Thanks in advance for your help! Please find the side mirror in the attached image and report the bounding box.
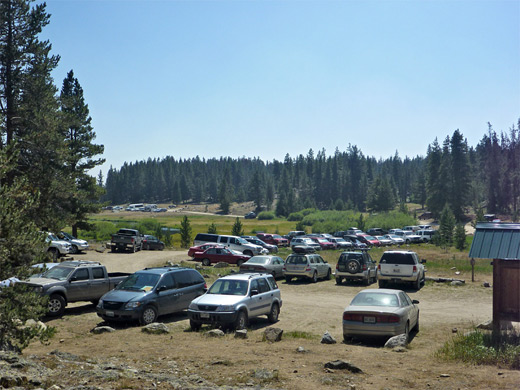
[156,285,167,292]
[412,299,420,304]
[250,289,259,296]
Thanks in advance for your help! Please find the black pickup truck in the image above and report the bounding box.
[110,228,144,253]
[20,260,131,317]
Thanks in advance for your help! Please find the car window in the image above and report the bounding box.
[380,253,415,265]
[218,237,229,244]
[286,255,307,265]
[351,292,399,307]
[208,279,248,295]
[266,276,278,290]
[257,278,270,293]
[249,279,259,292]
[158,273,176,290]
[92,267,105,279]
[399,292,412,306]
[72,268,89,281]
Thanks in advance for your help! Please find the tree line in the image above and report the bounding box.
[103,120,520,222]
[0,0,104,351]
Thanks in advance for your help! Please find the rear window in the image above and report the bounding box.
[339,253,362,263]
[380,253,416,265]
[351,292,399,307]
[195,233,218,243]
[286,255,308,265]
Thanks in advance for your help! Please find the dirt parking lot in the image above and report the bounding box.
[24,248,520,390]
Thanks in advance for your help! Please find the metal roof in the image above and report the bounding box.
[469,222,520,259]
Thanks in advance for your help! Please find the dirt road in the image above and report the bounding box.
[24,248,519,390]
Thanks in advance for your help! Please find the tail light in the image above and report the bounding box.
[413,265,417,272]
[336,264,339,270]
[362,264,367,271]
[305,267,311,271]
[377,315,400,323]
[343,313,364,321]
[131,238,135,243]
[377,264,381,270]
[282,266,286,271]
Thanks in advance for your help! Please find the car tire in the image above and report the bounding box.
[234,310,248,330]
[144,243,149,250]
[48,248,59,261]
[243,250,253,257]
[267,303,279,323]
[405,239,411,244]
[190,319,202,331]
[140,306,158,326]
[413,313,420,333]
[311,272,318,283]
[202,258,211,267]
[404,322,410,343]
[159,244,164,251]
[347,259,361,274]
[236,259,245,267]
[48,294,66,317]
[335,277,342,285]
[326,269,331,280]
[378,279,387,288]
[414,276,421,290]
[70,245,78,254]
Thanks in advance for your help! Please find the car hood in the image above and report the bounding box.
[192,293,246,306]
[100,289,151,303]
[23,276,64,286]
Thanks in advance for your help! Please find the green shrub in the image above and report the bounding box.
[436,329,520,369]
[258,211,275,220]
[287,212,303,221]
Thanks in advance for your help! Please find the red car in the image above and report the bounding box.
[356,234,381,247]
[188,243,219,257]
[256,233,289,247]
[193,247,250,267]
[308,237,335,250]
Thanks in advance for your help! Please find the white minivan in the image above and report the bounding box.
[193,233,268,257]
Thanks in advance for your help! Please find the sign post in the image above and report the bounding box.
[470,258,475,282]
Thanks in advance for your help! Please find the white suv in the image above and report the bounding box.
[377,250,426,290]
[188,273,282,330]
[193,233,267,256]
[45,232,72,260]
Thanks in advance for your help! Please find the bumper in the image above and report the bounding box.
[284,271,314,279]
[377,273,419,283]
[96,307,142,322]
[343,321,405,338]
[188,309,239,325]
[335,270,369,280]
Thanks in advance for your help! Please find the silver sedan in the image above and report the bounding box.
[342,289,419,342]
[239,255,285,279]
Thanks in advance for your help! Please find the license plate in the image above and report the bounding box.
[105,311,114,317]
[200,313,210,319]
[363,316,376,323]
[393,268,401,273]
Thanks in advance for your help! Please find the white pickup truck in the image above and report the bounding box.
[377,250,426,290]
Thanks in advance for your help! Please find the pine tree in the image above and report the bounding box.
[438,205,456,250]
[207,223,218,234]
[179,216,192,249]
[454,224,466,251]
[231,217,244,237]
[60,70,105,236]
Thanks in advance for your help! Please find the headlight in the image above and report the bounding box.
[188,302,198,310]
[97,300,103,308]
[216,305,235,312]
[124,301,142,309]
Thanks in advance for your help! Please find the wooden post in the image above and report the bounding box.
[470,258,475,282]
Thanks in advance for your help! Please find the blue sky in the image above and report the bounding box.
[41,0,520,176]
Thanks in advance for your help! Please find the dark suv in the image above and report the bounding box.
[97,267,207,325]
[335,251,377,285]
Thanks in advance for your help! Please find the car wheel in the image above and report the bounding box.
[190,319,202,331]
[343,335,353,344]
[48,294,66,317]
[132,244,137,253]
[234,310,248,330]
[202,258,211,267]
[140,306,158,325]
[378,279,387,288]
[404,322,410,343]
[244,250,253,257]
[311,272,318,283]
[347,259,361,274]
[405,239,411,244]
[326,269,331,280]
[335,277,342,285]
[414,276,421,290]
[144,243,149,250]
[159,244,164,251]
[267,303,279,323]
[70,245,78,254]
[236,259,245,267]
[48,248,58,261]
[285,276,292,283]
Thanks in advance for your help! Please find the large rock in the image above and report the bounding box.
[263,328,283,342]
[321,331,337,344]
[234,329,248,339]
[477,320,493,330]
[384,334,408,348]
[205,329,225,338]
[141,323,170,334]
[91,326,116,334]
[324,360,363,373]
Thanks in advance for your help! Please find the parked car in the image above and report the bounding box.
[366,228,387,236]
[377,250,426,290]
[343,235,368,249]
[241,236,278,253]
[58,231,89,254]
[383,234,405,245]
[283,253,331,283]
[20,261,131,317]
[342,289,419,342]
[142,235,165,250]
[356,234,381,247]
[415,229,436,242]
[375,235,393,246]
[388,229,405,235]
[188,273,282,330]
[286,231,306,241]
[0,263,59,289]
[45,232,72,260]
[346,227,363,235]
[394,230,422,244]
[328,237,353,249]
[239,255,285,278]
[193,233,267,256]
[289,237,321,251]
[188,243,219,257]
[193,246,250,267]
[97,266,206,325]
[335,251,377,285]
[152,207,167,212]
[308,237,335,250]
[256,233,289,247]
[403,226,420,232]
[244,211,256,219]
[110,228,144,253]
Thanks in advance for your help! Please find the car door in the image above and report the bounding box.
[89,266,109,299]
[364,252,376,279]
[273,257,284,278]
[171,270,202,312]
[399,292,418,327]
[316,255,327,277]
[249,278,272,317]
[155,272,179,315]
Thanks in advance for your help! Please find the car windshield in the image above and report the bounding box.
[47,233,59,241]
[116,273,160,292]
[246,257,269,264]
[364,235,376,240]
[208,279,248,296]
[273,234,282,239]
[60,232,73,240]
[350,292,399,307]
[286,255,307,265]
[237,237,249,245]
[41,266,74,281]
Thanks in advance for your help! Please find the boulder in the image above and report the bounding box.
[321,331,337,344]
[477,320,493,330]
[141,323,170,334]
[205,329,225,338]
[253,369,278,380]
[450,280,465,286]
[384,334,408,348]
[91,326,116,334]
[263,328,283,342]
[234,329,248,339]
